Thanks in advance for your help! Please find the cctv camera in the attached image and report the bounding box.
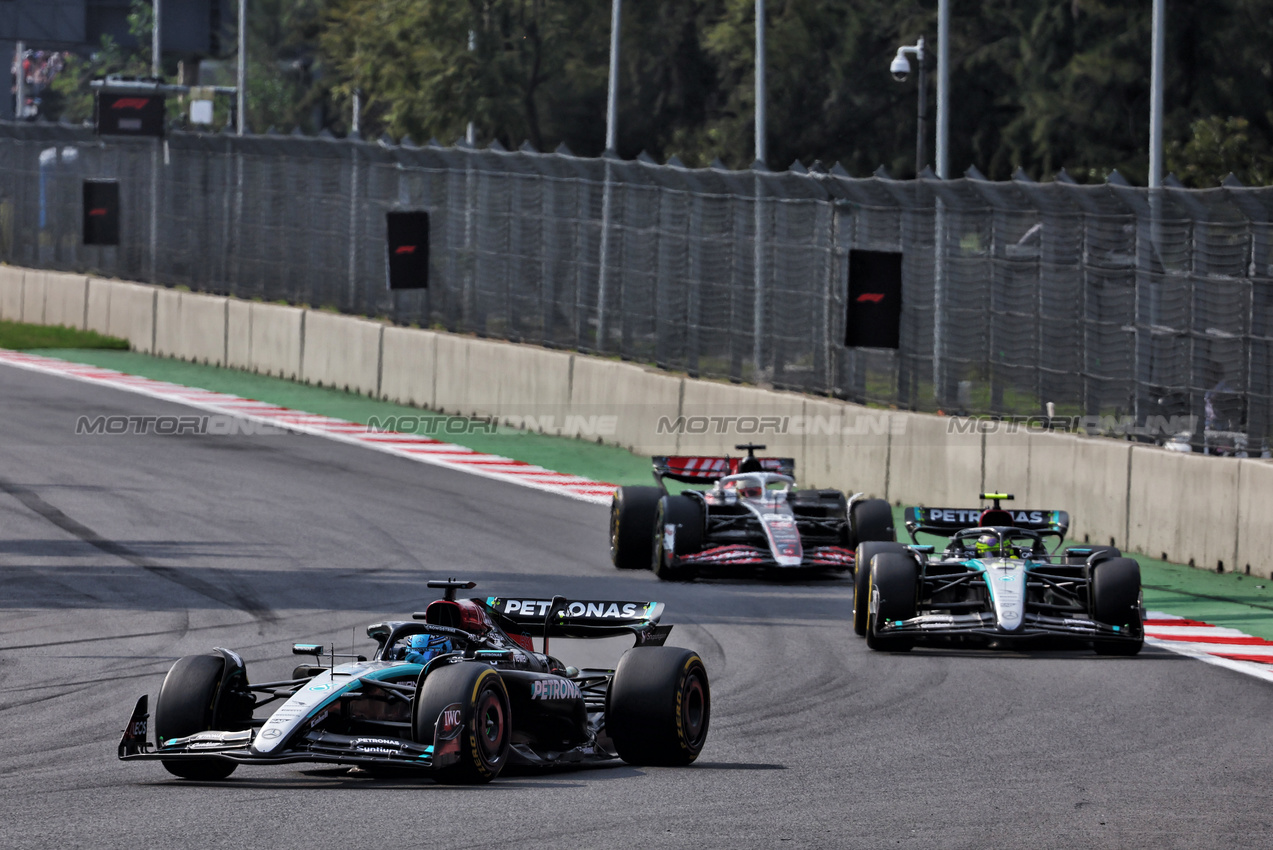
[890,53,911,82]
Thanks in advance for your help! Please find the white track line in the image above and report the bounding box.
[0,350,615,505]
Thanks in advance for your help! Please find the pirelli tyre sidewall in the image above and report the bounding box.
[154,653,249,780]
[652,495,703,582]
[414,662,511,784]
[611,485,662,570]
[607,646,710,766]
[853,542,911,637]
[865,553,919,652]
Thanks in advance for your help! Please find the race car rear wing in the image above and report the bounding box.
[652,456,795,487]
[483,597,672,645]
[904,506,1070,541]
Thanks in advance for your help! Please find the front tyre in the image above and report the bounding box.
[608,647,710,766]
[865,553,919,652]
[853,542,910,636]
[652,496,702,582]
[611,486,663,570]
[413,663,511,784]
[154,654,249,780]
[1091,557,1144,656]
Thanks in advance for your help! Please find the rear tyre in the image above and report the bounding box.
[1091,557,1144,656]
[853,542,910,637]
[414,663,511,784]
[848,499,896,549]
[865,554,919,652]
[608,647,710,766]
[652,496,702,582]
[611,486,663,570]
[155,654,247,780]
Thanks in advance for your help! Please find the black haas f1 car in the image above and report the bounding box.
[119,580,709,783]
[852,494,1144,654]
[610,443,895,581]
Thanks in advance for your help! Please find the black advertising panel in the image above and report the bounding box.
[82,180,120,246]
[95,92,165,137]
[386,211,430,290]
[845,250,903,349]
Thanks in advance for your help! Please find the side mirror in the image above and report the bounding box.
[292,643,323,656]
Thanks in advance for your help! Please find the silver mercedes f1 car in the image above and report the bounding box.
[852,494,1145,654]
[118,580,709,783]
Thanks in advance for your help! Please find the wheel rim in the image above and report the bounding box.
[474,690,505,766]
[681,672,707,748]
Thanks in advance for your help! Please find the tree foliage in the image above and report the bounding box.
[36,0,1273,185]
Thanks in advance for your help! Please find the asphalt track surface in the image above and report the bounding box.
[2,366,1273,850]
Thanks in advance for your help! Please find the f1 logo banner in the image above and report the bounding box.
[386,211,430,290]
[82,181,120,246]
[94,93,166,137]
[845,250,902,349]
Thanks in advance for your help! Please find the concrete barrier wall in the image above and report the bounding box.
[86,278,112,334]
[567,359,682,456]
[153,288,183,357]
[0,266,24,320]
[1128,447,1241,571]
[1236,459,1273,576]
[799,398,892,499]
[107,282,157,353]
[178,292,229,366]
[20,268,45,324]
[7,264,1273,577]
[248,303,303,380]
[42,271,88,330]
[887,414,984,508]
[380,327,437,408]
[433,334,574,432]
[301,310,382,396]
[226,299,252,371]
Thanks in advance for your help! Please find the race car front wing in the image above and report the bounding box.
[117,695,463,771]
[678,544,854,570]
[874,610,1145,643]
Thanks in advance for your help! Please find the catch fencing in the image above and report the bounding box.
[2,120,1271,452]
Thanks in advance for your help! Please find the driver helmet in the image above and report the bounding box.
[404,633,452,665]
[973,533,1001,558]
[739,476,764,499]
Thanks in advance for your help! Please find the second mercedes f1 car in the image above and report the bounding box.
[852,494,1144,654]
[610,444,895,581]
[119,580,709,783]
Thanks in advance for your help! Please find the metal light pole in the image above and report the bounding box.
[236,0,247,135]
[936,0,949,179]
[890,37,927,174]
[14,41,25,119]
[604,0,621,152]
[754,0,766,166]
[1149,0,1165,188]
[466,29,477,145]
[152,0,162,77]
